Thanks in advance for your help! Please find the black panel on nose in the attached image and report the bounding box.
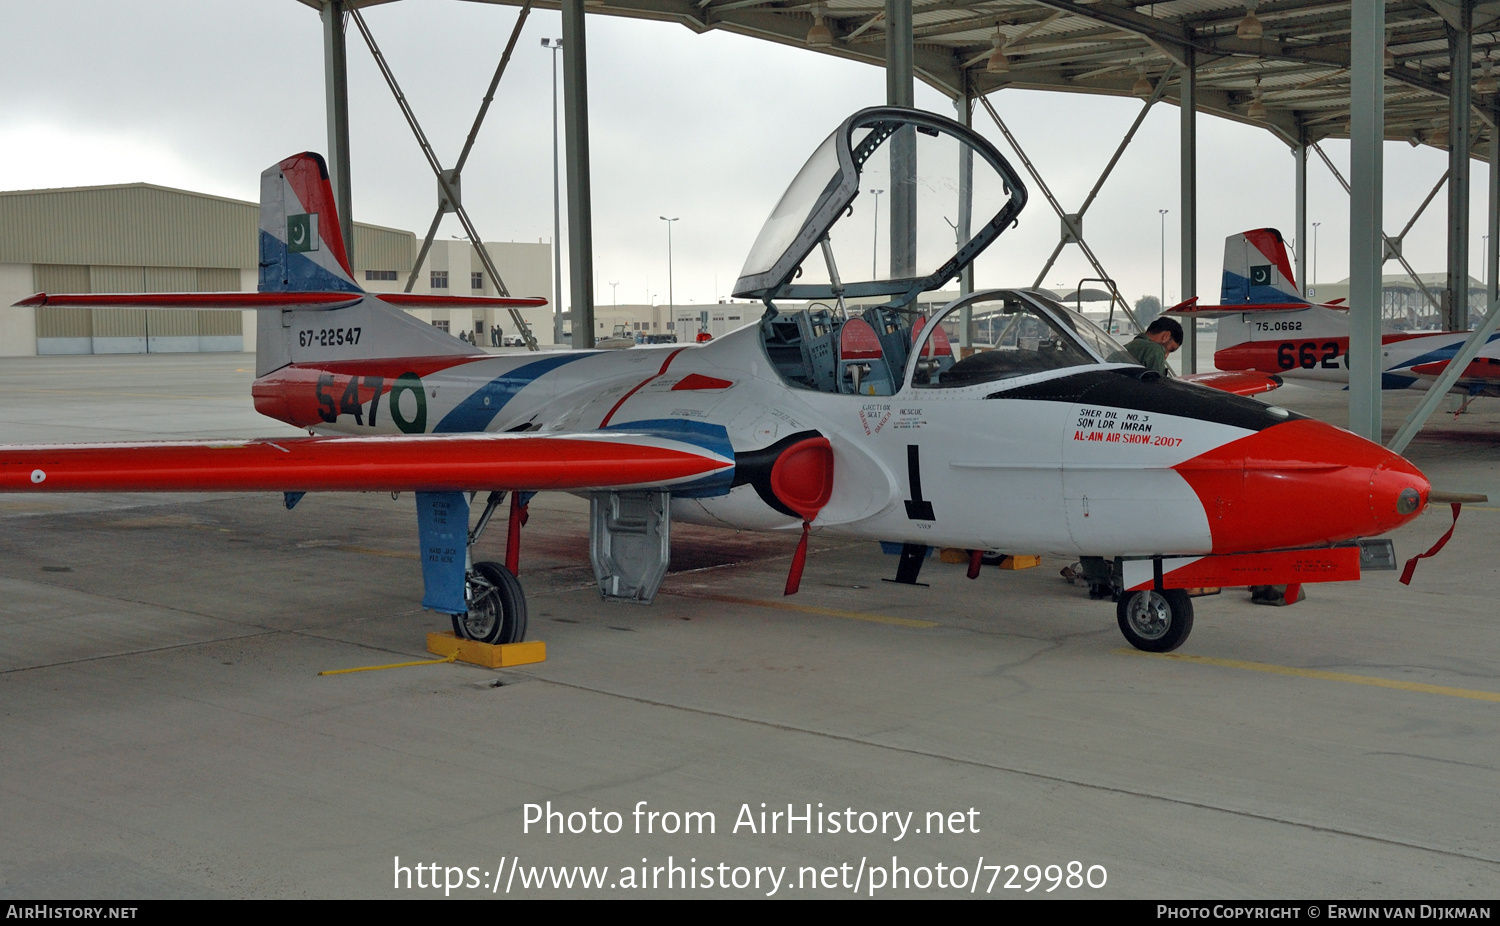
[985,368,1301,432]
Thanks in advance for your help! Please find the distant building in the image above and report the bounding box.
[0,182,556,356]
[1309,273,1487,329]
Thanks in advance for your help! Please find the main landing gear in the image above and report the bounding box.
[1115,588,1194,653]
[453,561,528,645]
[451,491,528,645]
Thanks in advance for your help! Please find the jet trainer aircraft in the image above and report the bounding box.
[1170,228,1500,405]
[4,108,1434,653]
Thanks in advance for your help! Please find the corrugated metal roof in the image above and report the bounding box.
[440,0,1500,155]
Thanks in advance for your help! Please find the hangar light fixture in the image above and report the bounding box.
[1476,59,1498,97]
[1247,77,1267,120]
[986,29,1010,75]
[1131,64,1152,98]
[1236,2,1263,41]
[806,3,834,47]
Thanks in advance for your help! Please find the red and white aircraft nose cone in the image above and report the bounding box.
[1174,418,1430,553]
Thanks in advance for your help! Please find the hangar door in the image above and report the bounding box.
[34,265,243,354]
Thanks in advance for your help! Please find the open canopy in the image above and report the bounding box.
[732,106,1027,307]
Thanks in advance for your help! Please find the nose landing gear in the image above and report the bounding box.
[1116,588,1193,653]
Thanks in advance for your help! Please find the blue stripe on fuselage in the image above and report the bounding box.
[603,418,735,497]
[1393,333,1500,372]
[434,353,589,433]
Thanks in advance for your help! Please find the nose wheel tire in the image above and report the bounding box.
[1116,588,1193,652]
[452,561,528,645]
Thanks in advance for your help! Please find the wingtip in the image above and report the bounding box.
[13,293,46,308]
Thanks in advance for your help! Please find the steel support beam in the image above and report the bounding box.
[1294,125,1307,293]
[1446,2,1474,331]
[956,75,974,306]
[1490,119,1499,322]
[322,1,354,251]
[1349,2,1385,441]
[562,0,596,348]
[1179,47,1197,374]
[887,0,915,279]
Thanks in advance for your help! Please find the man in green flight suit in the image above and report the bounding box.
[1124,317,1184,375]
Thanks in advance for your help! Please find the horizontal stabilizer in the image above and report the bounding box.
[1166,296,1320,319]
[14,292,363,311]
[0,430,735,495]
[1179,370,1284,397]
[378,294,548,309]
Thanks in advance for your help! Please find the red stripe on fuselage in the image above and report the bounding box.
[598,348,687,427]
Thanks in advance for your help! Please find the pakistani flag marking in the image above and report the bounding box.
[1250,264,1272,287]
[287,213,320,253]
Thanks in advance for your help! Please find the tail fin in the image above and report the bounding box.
[1220,229,1307,306]
[259,153,362,294]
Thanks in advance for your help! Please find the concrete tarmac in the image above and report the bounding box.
[0,353,1496,899]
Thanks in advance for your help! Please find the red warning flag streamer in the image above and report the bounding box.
[773,436,835,596]
[1399,502,1462,585]
[785,520,812,596]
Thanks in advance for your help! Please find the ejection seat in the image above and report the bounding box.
[838,317,894,395]
[909,315,956,385]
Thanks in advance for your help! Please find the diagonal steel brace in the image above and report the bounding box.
[1311,142,1441,315]
[980,93,1143,335]
[350,5,540,350]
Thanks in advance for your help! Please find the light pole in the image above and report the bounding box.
[660,216,678,325]
[1158,208,1169,311]
[542,38,564,343]
[608,280,619,305]
[869,189,884,277]
[1311,221,1321,297]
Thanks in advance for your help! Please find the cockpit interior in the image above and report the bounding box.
[729,107,1133,396]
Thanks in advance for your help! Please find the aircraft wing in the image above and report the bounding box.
[1178,370,1284,397]
[14,292,547,311]
[0,430,734,495]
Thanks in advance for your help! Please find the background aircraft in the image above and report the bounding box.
[1170,228,1500,406]
[3,109,1433,654]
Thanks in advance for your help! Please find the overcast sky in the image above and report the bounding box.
[2,0,1492,309]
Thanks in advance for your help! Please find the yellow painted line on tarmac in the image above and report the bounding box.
[1120,650,1500,703]
[666,591,939,629]
[320,652,458,676]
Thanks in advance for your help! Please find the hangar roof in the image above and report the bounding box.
[306,0,1500,156]
[0,182,415,271]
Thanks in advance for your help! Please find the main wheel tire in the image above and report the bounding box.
[451,561,528,644]
[1116,588,1194,652]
